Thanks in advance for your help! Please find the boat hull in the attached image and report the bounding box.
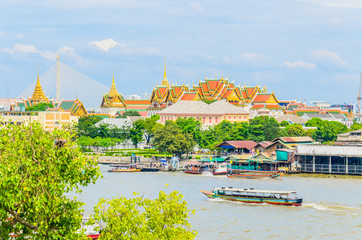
[184,171,202,174]
[200,190,302,206]
[227,173,281,179]
[212,171,228,176]
[108,168,141,172]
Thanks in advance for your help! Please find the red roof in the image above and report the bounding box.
[124,100,150,105]
[253,94,271,103]
[216,141,258,150]
[180,93,198,100]
[250,104,266,109]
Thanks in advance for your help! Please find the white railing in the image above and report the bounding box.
[300,164,362,174]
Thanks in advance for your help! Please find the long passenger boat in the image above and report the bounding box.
[200,187,302,206]
[108,164,141,172]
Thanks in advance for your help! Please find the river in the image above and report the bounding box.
[79,165,362,239]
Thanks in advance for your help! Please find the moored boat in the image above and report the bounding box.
[108,164,141,172]
[228,170,281,179]
[212,162,230,176]
[201,187,302,206]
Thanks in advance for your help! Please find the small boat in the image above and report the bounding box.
[108,164,141,172]
[184,162,204,174]
[228,170,281,179]
[201,187,303,206]
[212,163,230,176]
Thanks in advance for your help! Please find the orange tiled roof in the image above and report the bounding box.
[252,94,272,103]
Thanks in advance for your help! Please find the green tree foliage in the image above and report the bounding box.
[349,120,362,131]
[88,190,196,240]
[176,117,202,143]
[249,116,282,141]
[25,103,54,111]
[135,115,161,145]
[130,120,145,148]
[313,120,348,143]
[0,121,100,239]
[285,124,306,137]
[280,120,290,127]
[305,117,323,127]
[202,99,217,104]
[77,115,103,137]
[117,111,141,118]
[152,121,196,158]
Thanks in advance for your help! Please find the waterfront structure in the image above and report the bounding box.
[337,129,362,144]
[216,141,258,154]
[0,110,78,131]
[296,144,362,175]
[158,100,249,126]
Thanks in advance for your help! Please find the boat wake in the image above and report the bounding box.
[303,202,362,212]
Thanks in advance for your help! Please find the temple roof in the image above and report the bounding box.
[108,75,120,98]
[161,60,169,87]
[31,75,49,103]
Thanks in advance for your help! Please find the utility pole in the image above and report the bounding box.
[358,73,362,114]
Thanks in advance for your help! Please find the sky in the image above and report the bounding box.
[1,0,362,106]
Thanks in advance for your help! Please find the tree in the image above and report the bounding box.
[305,117,323,127]
[152,121,196,158]
[285,124,305,137]
[130,120,144,148]
[280,120,290,127]
[117,111,141,118]
[313,120,348,143]
[135,115,160,145]
[88,190,197,240]
[175,117,202,143]
[25,103,54,111]
[248,116,282,141]
[0,121,100,239]
[77,115,102,137]
[349,120,362,131]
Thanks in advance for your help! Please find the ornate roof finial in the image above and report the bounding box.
[108,73,119,98]
[31,74,48,103]
[161,58,169,87]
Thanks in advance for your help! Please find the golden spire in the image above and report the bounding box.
[161,59,169,87]
[31,74,48,103]
[108,73,119,98]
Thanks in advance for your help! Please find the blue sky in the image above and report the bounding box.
[1,0,362,105]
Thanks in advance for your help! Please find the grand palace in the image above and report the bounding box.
[1,58,352,130]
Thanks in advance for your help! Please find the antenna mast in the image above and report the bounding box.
[358,73,362,114]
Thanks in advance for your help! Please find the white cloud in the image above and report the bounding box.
[298,0,362,8]
[13,43,38,54]
[90,38,121,51]
[311,49,347,66]
[2,43,83,62]
[282,61,316,70]
[188,2,203,13]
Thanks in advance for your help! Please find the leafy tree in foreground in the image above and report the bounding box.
[0,121,100,239]
[313,120,348,143]
[88,191,197,240]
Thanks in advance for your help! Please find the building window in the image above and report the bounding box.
[203,117,206,123]
[215,117,218,123]
[234,116,236,120]
[209,117,212,123]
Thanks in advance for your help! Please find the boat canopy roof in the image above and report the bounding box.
[213,187,297,195]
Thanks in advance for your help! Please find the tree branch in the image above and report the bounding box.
[6,208,38,230]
